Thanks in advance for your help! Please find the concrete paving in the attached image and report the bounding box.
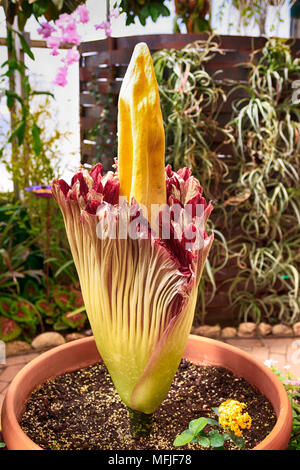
[224,336,300,377]
[0,336,300,420]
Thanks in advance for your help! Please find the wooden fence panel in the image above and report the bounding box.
[79,33,300,169]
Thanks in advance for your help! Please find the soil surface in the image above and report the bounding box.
[20,359,277,450]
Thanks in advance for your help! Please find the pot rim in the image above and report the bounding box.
[1,334,292,451]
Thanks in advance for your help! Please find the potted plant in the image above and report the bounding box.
[1,42,292,451]
[1,334,292,450]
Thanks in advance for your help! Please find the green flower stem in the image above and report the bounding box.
[127,407,153,438]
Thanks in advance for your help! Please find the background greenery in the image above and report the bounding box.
[152,35,300,326]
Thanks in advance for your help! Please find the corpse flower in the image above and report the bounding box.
[51,43,213,437]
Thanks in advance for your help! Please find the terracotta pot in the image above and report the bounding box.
[1,335,292,450]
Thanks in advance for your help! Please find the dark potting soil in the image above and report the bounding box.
[20,359,277,450]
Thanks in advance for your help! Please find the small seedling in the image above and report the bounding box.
[173,405,247,450]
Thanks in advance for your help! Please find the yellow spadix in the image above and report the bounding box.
[118,42,166,223]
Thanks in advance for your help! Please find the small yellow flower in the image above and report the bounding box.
[218,400,252,437]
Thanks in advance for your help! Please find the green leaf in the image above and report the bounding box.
[54,259,74,277]
[17,11,28,32]
[1,60,9,69]
[173,18,181,33]
[229,431,245,449]
[16,0,32,29]
[173,430,194,447]
[5,90,23,109]
[6,28,13,52]
[31,90,55,99]
[189,417,208,436]
[198,436,210,448]
[194,17,210,33]
[125,15,135,26]
[206,417,220,426]
[32,123,42,156]
[209,431,225,448]
[22,75,31,98]
[149,4,160,23]
[17,34,35,60]
[22,1,34,16]
[53,320,69,331]
[138,15,146,26]
[140,5,150,20]
[33,0,49,18]
[9,120,26,145]
[156,3,170,17]
[212,407,220,416]
[3,59,27,76]
[0,442,6,448]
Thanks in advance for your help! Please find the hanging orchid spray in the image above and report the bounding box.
[51,43,213,437]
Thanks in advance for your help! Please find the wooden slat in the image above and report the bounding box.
[81,67,249,86]
[116,33,300,53]
[79,38,110,54]
[82,81,121,94]
[115,33,263,52]
[80,93,97,106]
[82,106,101,119]
[81,68,250,90]
[83,45,252,70]
[81,116,98,129]
[116,33,208,50]
[80,34,300,60]
[80,91,247,112]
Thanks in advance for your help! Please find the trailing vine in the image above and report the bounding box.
[226,38,300,325]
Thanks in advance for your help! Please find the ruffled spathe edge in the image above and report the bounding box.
[52,162,213,283]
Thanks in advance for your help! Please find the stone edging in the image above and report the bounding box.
[4,322,300,357]
[4,331,91,357]
[191,321,300,339]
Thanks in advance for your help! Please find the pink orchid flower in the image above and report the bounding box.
[95,21,112,37]
[76,3,90,23]
[64,46,80,65]
[37,22,56,39]
[46,35,61,49]
[53,66,68,87]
